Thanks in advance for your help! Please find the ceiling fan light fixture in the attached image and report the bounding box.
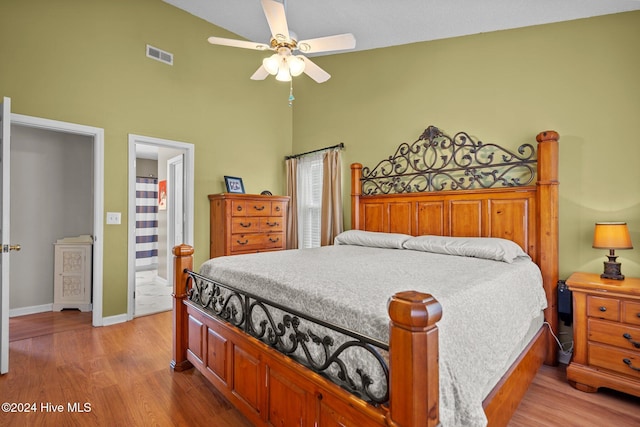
[288,55,305,76]
[275,61,291,82]
[263,54,280,75]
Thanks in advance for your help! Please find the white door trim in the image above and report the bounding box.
[127,134,194,320]
[166,154,184,285]
[11,113,105,327]
[1,97,12,374]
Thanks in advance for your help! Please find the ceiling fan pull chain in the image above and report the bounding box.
[288,80,295,107]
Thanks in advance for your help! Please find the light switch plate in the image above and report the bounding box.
[106,212,121,225]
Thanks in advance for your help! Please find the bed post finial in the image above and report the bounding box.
[351,163,363,230]
[171,244,194,372]
[387,291,442,427]
[535,130,560,365]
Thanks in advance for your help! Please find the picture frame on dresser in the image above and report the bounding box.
[224,175,245,194]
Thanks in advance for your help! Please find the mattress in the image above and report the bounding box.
[198,238,547,426]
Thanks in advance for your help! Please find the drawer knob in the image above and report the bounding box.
[240,222,251,228]
[236,239,248,245]
[275,206,281,212]
[599,306,607,312]
[236,206,243,212]
[622,333,640,349]
[254,205,266,211]
[623,358,640,372]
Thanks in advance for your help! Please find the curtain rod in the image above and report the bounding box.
[284,142,344,160]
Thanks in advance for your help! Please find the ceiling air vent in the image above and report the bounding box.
[146,44,173,65]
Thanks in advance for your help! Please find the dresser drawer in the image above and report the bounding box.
[247,200,271,216]
[589,342,640,380]
[271,201,286,216]
[589,318,640,351]
[624,301,640,326]
[232,217,283,233]
[260,217,283,232]
[231,200,273,217]
[231,200,248,216]
[231,217,259,233]
[231,233,285,252]
[587,295,620,321]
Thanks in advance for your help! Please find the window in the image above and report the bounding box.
[296,152,323,248]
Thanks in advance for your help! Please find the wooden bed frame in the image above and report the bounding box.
[171,128,559,427]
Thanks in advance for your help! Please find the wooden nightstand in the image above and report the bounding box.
[566,272,640,397]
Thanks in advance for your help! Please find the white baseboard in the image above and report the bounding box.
[101,313,128,326]
[9,304,53,318]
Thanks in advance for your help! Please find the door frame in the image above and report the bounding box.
[11,113,105,327]
[166,154,184,284]
[127,134,194,320]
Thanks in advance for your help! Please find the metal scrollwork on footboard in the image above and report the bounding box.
[361,125,537,194]
[185,270,390,405]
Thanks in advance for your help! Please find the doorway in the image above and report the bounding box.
[127,134,193,319]
[10,113,104,327]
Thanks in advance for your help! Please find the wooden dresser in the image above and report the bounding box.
[208,193,289,258]
[566,272,640,397]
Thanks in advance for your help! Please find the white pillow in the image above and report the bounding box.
[334,230,412,249]
[402,235,529,263]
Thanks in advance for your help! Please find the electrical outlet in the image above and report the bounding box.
[106,212,121,225]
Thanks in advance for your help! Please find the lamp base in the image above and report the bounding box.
[601,259,625,280]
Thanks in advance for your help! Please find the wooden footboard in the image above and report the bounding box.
[171,245,442,427]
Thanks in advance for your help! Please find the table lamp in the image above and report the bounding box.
[592,222,633,280]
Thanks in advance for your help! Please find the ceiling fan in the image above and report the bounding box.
[207,0,356,83]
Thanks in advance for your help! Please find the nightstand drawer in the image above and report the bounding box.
[624,301,640,326]
[589,342,640,380]
[589,318,640,351]
[587,295,620,321]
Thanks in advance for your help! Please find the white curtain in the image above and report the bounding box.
[296,152,324,248]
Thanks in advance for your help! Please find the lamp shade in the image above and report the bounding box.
[288,56,305,76]
[263,54,280,75]
[592,222,633,249]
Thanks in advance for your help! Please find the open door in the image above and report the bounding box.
[1,97,12,374]
[167,154,184,283]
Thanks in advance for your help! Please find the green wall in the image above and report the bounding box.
[0,0,293,316]
[2,2,639,317]
[292,11,640,281]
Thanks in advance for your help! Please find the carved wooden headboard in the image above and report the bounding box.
[350,126,560,363]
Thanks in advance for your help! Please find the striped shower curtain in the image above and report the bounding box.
[135,177,158,269]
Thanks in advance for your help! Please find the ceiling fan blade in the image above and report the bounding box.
[250,65,270,81]
[207,36,270,51]
[297,33,356,54]
[261,0,290,42]
[301,56,331,83]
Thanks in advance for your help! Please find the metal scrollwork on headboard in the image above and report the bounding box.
[361,125,537,195]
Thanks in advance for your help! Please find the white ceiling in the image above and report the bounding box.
[164,0,640,56]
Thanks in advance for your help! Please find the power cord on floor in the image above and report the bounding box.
[544,321,573,363]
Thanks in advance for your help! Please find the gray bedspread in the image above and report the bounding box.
[199,244,547,426]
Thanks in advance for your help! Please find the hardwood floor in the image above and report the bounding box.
[1,311,638,427]
[9,310,92,342]
[508,364,639,427]
[1,311,252,427]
